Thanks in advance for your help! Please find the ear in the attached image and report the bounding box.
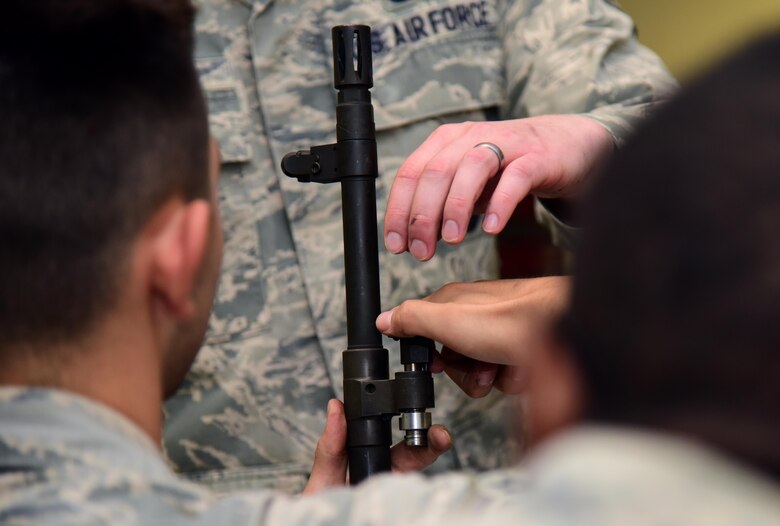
[147,198,212,320]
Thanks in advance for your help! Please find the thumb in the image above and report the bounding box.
[390,424,452,473]
[376,301,487,361]
[303,399,348,494]
[376,299,445,340]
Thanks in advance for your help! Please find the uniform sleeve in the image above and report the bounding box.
[212,470,530,526]
[498,0,678,147]
[497,0,677,246]
[534,198,580,250]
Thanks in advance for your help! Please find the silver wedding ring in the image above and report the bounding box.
[473,142,505,169]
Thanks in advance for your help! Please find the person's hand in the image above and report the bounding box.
[303,399,452,494]
[376,277,570,397]
[383,115,613,260]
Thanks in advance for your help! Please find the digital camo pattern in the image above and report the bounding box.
[163,0,676,493]
[3,389,779,525]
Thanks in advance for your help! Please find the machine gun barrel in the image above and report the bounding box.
[281,25,434,485]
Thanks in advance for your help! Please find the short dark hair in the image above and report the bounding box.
[560,33,780,479]
[0,1,208,348]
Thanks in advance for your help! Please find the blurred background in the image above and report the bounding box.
[499,0,780,278]
[620,0,780,83]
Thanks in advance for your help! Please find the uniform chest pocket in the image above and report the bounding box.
[369,2,505,131]
[196,56,253,164]
[195,55,269,343]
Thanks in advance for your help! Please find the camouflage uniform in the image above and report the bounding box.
[3,388,779,525]
[163,0,677,493]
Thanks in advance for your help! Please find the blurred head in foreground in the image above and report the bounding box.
[555,32,780,481]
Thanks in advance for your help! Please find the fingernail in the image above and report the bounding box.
[410,239,428,260]
[386,231,404,253]
[442,220,459,242]
[476,370,496,387]
[483,213,499,233]
[376,310,393,332]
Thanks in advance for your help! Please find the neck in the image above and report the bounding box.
[0,314,165,444]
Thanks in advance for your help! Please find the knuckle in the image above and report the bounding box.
[397,299,415,314]
[503,165,532,182]
[504,158,539,182]
[462,146,486,160]
[445,193,472,213]
[469,121,491,136]
[394,301,414,329]
[409,213,436,229]
[422,159,453,181]
[491,189,517,207]
[433,122,459,139]
[463,148,497,170]
[471,121,507,140]
[395,164,422,183]
[462,147,487,163]
[385,205,411,221]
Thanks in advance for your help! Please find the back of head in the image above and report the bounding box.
[561,33,780,479]
[0,1,207,349]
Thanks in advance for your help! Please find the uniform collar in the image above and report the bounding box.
[0,388,172,481]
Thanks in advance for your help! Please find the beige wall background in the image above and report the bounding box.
[619,0,780,82]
